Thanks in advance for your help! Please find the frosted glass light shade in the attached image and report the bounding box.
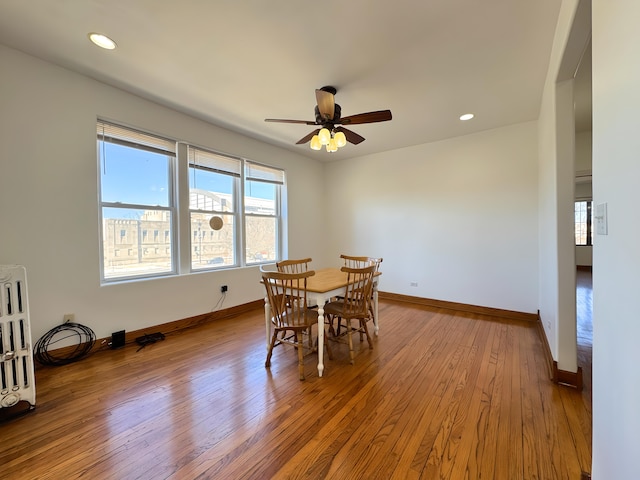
[310,135,322,150]
[318,128,331,145]
[327,138,338,152]
[334,131,347,147]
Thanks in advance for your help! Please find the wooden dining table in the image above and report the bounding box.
[262,267,381,377]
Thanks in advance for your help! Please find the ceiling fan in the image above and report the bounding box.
[265,86,392,152]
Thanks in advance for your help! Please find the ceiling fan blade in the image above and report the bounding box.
[296,129,320,145]
[338,110,392,125]
[265,118,317,125]
[335,126,365,145]
[315,89,335,120]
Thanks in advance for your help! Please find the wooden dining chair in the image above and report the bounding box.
[333,255,383,335]
[276,257,317,315]
[324,264,376,365]
[276,257,312,274]
[339,254,370,269]
[340,254,382,273]
[261,268,319,380]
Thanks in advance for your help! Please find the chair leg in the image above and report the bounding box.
[361,319,373,349]
[297,335,305,381]
[324,329,334,360]
[346,319,355,365]
[265,330,278,368]
[326,313,336,337]
[307,325,314,350]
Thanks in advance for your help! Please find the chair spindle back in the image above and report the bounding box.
[262,269,315,329]
[340,264,376,319]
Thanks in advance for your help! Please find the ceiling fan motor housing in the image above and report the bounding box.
[315,103,341,125]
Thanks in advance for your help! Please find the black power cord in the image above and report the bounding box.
[135,332,165,351]
[34,322,96,366]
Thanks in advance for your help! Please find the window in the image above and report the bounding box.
[98,121,176,281]
[575,200,593,246]
[244,161,284,264]
[97,120,284,282]
[188,146,240,270]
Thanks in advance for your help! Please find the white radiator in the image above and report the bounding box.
[0,265,36,411]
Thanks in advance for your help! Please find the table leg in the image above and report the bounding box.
[316,295,325,377]
[264,295,271,351]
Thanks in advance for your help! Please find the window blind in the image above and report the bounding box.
[188,146,241,177]
[97,120,176,156]
[245,161,285,185]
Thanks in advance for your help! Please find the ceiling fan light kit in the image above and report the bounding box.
[318,128,331,145]
[265,86,392,153]
[310,135,322,150]
[334,131,347,147]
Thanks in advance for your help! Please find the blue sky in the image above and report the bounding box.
[100,142,273,214]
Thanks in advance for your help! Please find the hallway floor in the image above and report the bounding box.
[576,268,592,405]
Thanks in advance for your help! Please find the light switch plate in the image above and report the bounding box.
[595,202,608,235]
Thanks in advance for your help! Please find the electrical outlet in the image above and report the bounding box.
[63,313,75,323]
[221,285,228,293]
[410,281,418,287]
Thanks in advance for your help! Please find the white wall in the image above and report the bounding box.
[575,130,593,176]
[323,122,539,314]
[537,0,582,372]
[574,131,593,266]
[0,45,326,341]
[575,246,592,267]
[575,130,593,266]
[592,1,640,477]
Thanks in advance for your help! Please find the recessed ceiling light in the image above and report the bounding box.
[88,33,117,50]
[460,113,474,121]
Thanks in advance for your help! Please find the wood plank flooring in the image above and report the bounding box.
[1,300,592,479]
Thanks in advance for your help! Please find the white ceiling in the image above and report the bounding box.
[0,0,563,161]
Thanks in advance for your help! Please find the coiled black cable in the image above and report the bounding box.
[34,322,96,366]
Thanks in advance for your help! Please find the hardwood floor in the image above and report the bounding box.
[576,267,593,462]
[1,300,592,479]
[576,268,593,397]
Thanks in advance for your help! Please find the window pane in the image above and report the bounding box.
[189,167,234,212]
[100,142,171,207]
[246,216,277,264]
[245,180,276,215]
[190,213,235,270]
[102,207,173,279]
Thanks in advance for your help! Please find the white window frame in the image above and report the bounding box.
[97,121,177,283]
[575,200,593,246]
[244,161,285,265]
[97,120,285,283]
[187,145,241,270]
